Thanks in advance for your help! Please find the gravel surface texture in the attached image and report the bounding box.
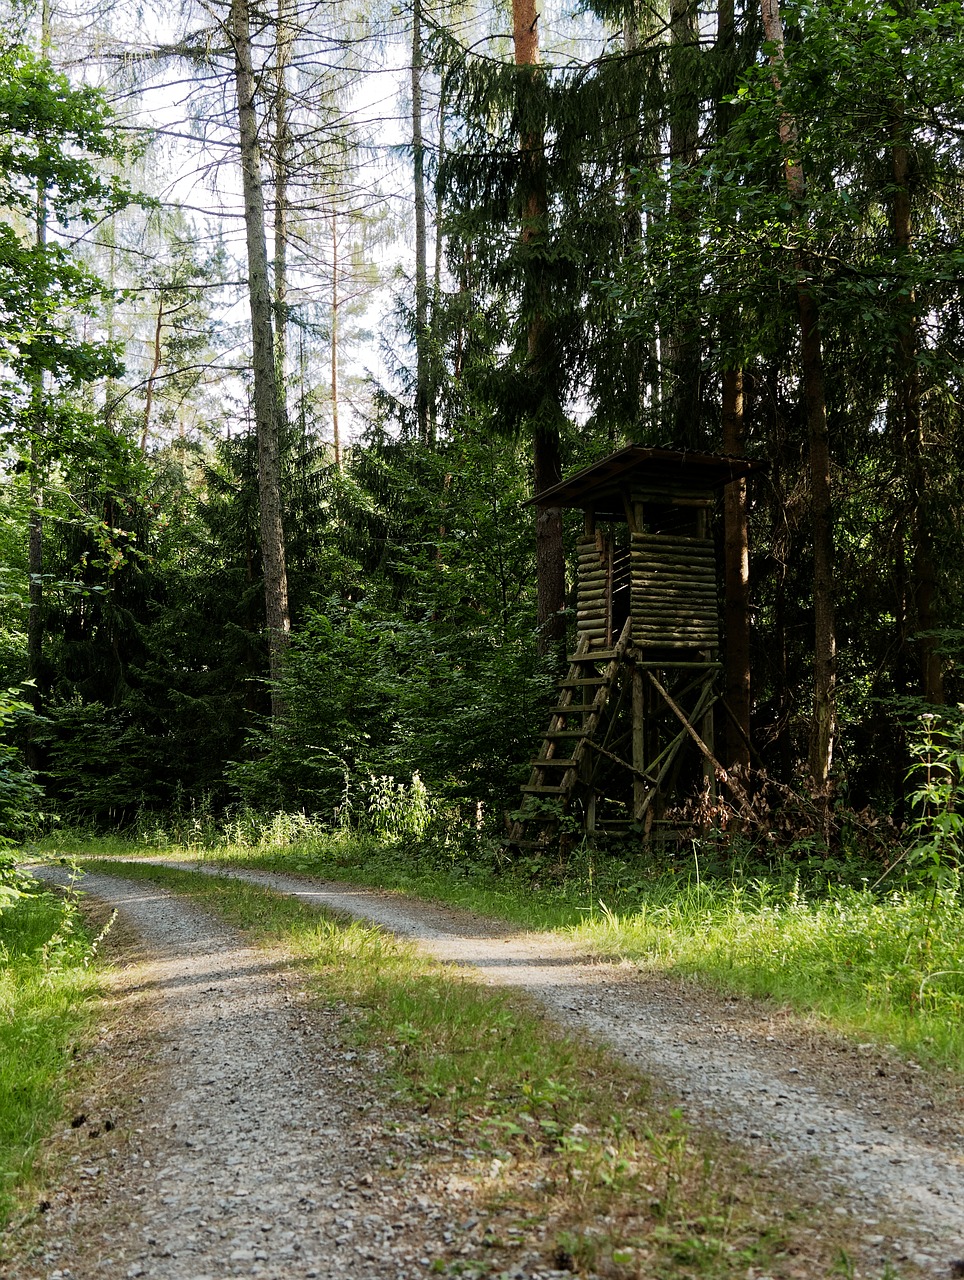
[159,862,964,1276]
[10,860,964,1280]
[13,869,516,1280]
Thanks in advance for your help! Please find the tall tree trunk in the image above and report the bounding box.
[104,214,119,429]
[714,0,737,137]
[716,0,751,769]
[512,0,565,652]
[799,292,835,791]
[891,123,943,704]
[761,0,836,795]
[722,368,751,769]
[26,427,43,726]
[774,555,793,779]
[668,0,699,173]
[27,212,46,722]
[621,7,654,429]
[141,298,164,452]
[26,0,52,737]
[273,0,293,401]
[230,0,291,714]
[412,0,431,445]
[666,0,701,444]
[430,100,445,442]
[331,212,341,469]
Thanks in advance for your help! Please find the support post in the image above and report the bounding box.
[701,665,717,801]
[632,664,647,818]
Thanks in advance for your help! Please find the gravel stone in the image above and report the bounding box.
[16,869,466,1280]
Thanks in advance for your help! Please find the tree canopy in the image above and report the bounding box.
[1,0,963,854]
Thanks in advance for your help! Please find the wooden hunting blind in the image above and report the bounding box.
[511,445,763,848]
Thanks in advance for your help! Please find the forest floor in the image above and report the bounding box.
[5,859,964,1280]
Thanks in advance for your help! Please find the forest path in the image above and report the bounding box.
[129,860,964,1276]
[15,868,461,1280]
[14,860,964,1280]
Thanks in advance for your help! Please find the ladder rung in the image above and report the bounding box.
[547,729,589,738]
[521,785,567,794]
[559,677,606,687]
[531,758,578,768]
[568,649,619,661]
[549,704,600,714]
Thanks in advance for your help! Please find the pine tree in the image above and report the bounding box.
[230,0,292,714]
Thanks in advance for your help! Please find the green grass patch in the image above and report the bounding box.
[0,882,101,1226]
[47,824,964,1072]
[43,826,586,929]
[570,880,964,1069]
[81,857,831,1279]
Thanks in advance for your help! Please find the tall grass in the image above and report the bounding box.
[572,877,964,1065]
[0,885,100,1225]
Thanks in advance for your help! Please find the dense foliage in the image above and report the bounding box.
[1,1,963,857]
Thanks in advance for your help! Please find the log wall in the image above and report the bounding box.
[576,533,611,647]
[630,533,719,650]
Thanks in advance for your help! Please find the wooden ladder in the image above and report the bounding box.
[508,618,633,850]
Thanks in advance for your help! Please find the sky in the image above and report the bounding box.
[28,0,607,449]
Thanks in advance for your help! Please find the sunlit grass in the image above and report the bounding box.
[0,887,100,1226]
[40,827,610,929]
[570,880,964,1068]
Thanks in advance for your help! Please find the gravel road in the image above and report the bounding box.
[14,869,495,1280]
[15,860,964,1279]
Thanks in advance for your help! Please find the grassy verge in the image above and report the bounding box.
[81,857,855,1279]
[570,879,964,1067]
[0,879,102,1227]
[45,826,964,1072]
[43,828,584,928]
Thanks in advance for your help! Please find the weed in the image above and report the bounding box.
[359,772,436,840]
[902,711,964,950]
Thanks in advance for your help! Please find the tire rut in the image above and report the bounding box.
[15,868,474,1280]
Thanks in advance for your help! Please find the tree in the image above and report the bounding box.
[0,42,141,719]
[0,44,135,422]
[11,0,964,838]
[664,0,704,442]
[133,214,231,452]
[412,0,432,446]
[758,0,836,800]
[229,0,292,713]
[510,0,566,653]
[715,0,752,771]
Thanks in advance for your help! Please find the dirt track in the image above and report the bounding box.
[13,861,964,1279]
